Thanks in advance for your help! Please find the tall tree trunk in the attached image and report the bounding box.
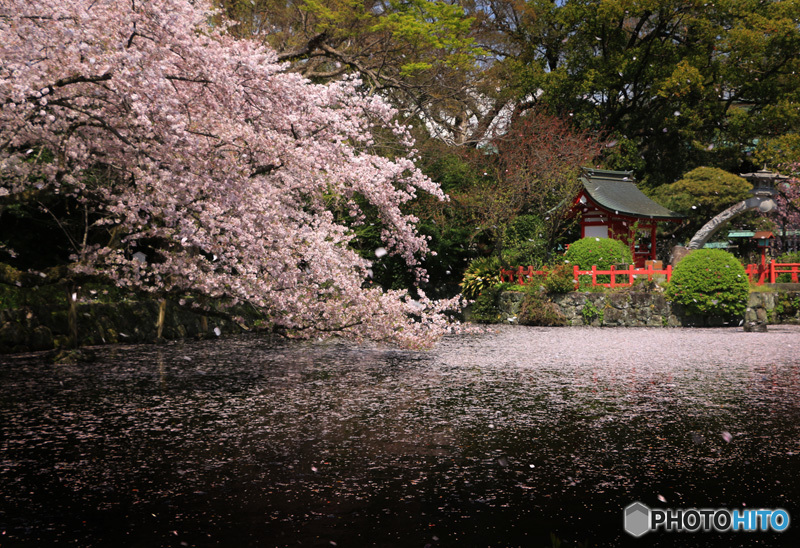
[66,286,78,349]
[156,298,167,340]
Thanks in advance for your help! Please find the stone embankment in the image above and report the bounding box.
[495,290,800,328]
[2,291,799,353]
[0,300,247,354]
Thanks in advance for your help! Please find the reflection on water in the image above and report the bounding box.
[1,326,800,547]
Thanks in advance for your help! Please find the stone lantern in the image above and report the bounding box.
[739,168,789,213]
[686,167,788,252]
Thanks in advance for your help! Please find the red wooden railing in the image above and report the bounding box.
[746,262,800,285]
[502,261,800,289]
[500,264,673,290]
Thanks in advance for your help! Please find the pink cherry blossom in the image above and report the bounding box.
[0,0,461,348]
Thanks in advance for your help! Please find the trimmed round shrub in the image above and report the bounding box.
[563,237,633,286]
[563,237,633,270]
[664,249,749,318]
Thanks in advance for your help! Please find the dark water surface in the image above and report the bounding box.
[1,326,800,547]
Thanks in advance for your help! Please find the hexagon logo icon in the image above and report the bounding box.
[624,502,651,538]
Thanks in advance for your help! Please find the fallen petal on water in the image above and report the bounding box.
[722,431,733,443]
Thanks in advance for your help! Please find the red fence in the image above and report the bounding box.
[500,264,673,290]
[746,262,800,285]
[502,261,800,289]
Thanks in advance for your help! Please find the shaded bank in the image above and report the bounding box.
[0,298,250,354]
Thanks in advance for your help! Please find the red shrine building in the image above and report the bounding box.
[571,168,684,267]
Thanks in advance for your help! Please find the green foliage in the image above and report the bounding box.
[563,238,633,286]
[0,284,65,310]
[665,249,750,318]
[460,256,502,299]
[543,264,576,294]
[470,285,502,324]
[501,0,800,187]
[368,0,483,75]
[518,286,568,327]
[652,167,751,214]
[650,167,752,240]
[501,214,549,268]
[776,251,800,283]
[581,300,604,325]
[755,134,800,168]
[495,282,527,293]
[773,295,800,322]
[0,281,137,310]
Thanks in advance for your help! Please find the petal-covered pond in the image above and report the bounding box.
[1,326,799,547]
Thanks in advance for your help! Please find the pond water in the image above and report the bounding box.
[1,326,800,547]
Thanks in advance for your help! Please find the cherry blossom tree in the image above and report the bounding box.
[772,164,800,252]
[0,0,461,347]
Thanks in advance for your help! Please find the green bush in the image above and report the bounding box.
[543,264,576,293]
[518,286,569,326]
[776,251,800,283]
[664,249,749,318]
[470,285,503,324]
[501,215,548,268]
[502,240,546,270]
[564,237,633,269]
[460,256,502,299]
[581,300,604,325]
[563,237,633,287]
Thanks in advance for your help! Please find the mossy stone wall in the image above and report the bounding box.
[493,291,800,328]
[0,300,247,354]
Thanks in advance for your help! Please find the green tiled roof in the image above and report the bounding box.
[727,230,756,238]
[728,230,800,238]
[580,168,684,220]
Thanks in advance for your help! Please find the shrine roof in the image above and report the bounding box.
[580,168,684,220]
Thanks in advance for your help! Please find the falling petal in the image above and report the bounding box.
[375,247,388,258]
[658,494,667,503]
[722,431,733,443]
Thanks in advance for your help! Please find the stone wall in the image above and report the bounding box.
[746,292,800,325]
[0,300,248,354]
[495,290,800,328]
